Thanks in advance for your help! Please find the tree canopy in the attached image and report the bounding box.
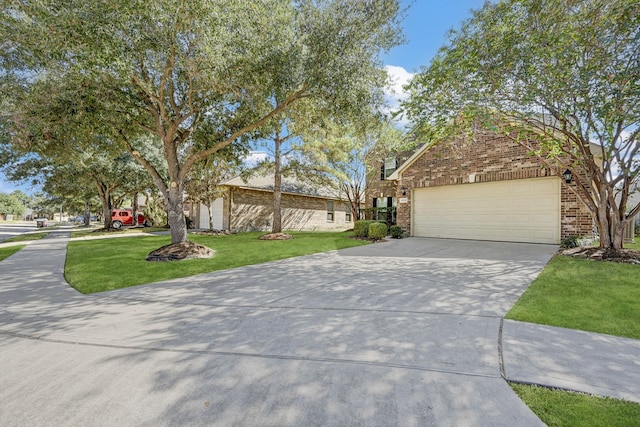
[1,0,404,248]
[0,191,25,217]
[403,0,640,249]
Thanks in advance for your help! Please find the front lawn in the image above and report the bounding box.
[0,244,26,261]
[506,255,640,339]
[625,238,639,251]
[65,231,370,294]
[510,383,640,427]
[3,232,49,243]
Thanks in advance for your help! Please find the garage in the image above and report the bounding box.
[411,177,560,244]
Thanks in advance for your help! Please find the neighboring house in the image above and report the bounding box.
[630,189,640,228]
[624,184,640,241]
[382,129,596,245]
[188,175,353,232]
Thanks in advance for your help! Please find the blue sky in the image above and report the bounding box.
[0,0,484,196]
[384,0,483,73]
[382,0,485,125]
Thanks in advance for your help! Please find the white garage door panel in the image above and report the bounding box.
[412,177,560,244]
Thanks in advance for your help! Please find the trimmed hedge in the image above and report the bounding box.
[390,225,402,238]
[354,220,377,237]
[368,222,388,240]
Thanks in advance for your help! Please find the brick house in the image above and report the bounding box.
[189,175,353,232]
[364,150,415,224]
[376,129,596,244]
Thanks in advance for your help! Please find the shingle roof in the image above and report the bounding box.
[222,174,339,199]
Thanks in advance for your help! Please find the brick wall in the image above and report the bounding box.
[229,188,352,232]
[396,131,593,239]
[365,150,415,214]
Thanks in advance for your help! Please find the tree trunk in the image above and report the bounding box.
[96,182,113,229]
[166,184,188,243]
[207,199,214,230]
[101,201,112,229]
[83,199,91,226]
[593,193,626,250]
[272,134,283,234]
[132,191,139,226]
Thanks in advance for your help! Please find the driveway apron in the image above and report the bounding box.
[0,232,557,426]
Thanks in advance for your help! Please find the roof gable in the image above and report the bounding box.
[386,141,434,180]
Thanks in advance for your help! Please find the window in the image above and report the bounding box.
[327,200,334,221]
[372,197,396,222]
[374,197,394,208]
[345,204,352,222]
[380,156,397,180]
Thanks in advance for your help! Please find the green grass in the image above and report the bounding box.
[506,255,640,339]
[65,231,370,293]
[510,383,640,427]
[2,232,49,243]
[0,244,26,261]
[625,238,639,250]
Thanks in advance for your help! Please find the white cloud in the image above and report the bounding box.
[383,65,415,128]
[384,65,414,99]
[244,151,270,166]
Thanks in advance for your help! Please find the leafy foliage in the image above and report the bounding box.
[0,192,25,216]
[560,236,580,249]
[2,0,404,246]
[368,222,388,240]
[390,225,402,238]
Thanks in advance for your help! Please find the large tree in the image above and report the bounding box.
[299,118,408,222]
[0,191,25,218]
[403,0,639,249]
[2,0,403,248]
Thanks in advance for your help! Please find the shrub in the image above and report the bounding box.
[354,220,376,237]
[561,236,579,248]
[390,225,402,238]
[368,222,388,240]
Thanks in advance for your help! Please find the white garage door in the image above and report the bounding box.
[412,177,560,244]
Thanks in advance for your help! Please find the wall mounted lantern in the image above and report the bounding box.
[401,186,407,196]
[563,169,573,184]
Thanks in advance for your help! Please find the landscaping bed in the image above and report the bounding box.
[559,246,640,264]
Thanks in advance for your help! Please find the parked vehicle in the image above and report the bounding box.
[111,209,152,229]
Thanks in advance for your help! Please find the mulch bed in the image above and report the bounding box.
[146,241,214,262]
[194,229,234,236]
[258,233,293,240]
[559,246,640,264]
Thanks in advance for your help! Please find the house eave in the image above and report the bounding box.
[387,141,433,180]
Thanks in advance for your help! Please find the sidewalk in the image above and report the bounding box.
[502,319,640,404]
[0,232,638,426]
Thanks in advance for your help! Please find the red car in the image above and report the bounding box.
[111,209,152,229]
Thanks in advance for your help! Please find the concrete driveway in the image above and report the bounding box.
[0,234,557,426]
